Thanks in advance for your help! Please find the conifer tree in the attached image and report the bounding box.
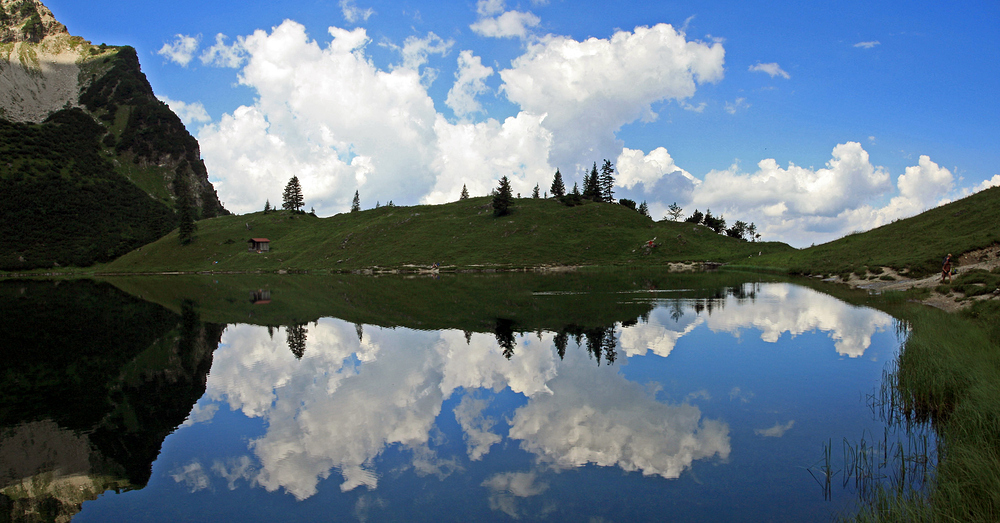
[685,209,704,224]
[550,169,565,197]
[667,202,684,221]
[460,184,470,200]
[351,190,361,212]
[638,201,650,218]
[178,203,196,245]
[264,199,271,213]
[532,184,540,198]
[493,176,513,216]
[599,159,615,203]
[174,172,197,245]
[282,175,304,212]
[583,162,602,201]
[286,324,307,359]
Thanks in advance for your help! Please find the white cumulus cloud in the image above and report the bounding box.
[446,50,494,118]
[200,33,247,68]
[616,147,699,194]
[397,32,453,72]
[500,23,725,171]
[157,95,211,125]
[974,174,1000,193]
[748,62,790,79]
[340,0,374,23]
[158,34,200,67]
[724,97,749,114]
[694,142,891,218]
[470,0,540,39]
[197,20,724,215]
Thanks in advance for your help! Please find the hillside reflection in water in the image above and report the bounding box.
[68,281,912,521]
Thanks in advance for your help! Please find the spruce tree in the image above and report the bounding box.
[638,201,650,218]
[685,209,704,224]
[532,184,540,199]
[351,190,360,212]
[286,324,307,359]
[264,199,271,213]
[282,175,304,212]
[178,203,196,245]
[550,169,565,197]
[174,172,197,245]
[493,176,513,216]
[583,162,602,201]
[599,159,615,203]
[460,184,470,200]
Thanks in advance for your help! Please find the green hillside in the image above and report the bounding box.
[0,108,177,269]
[745,186,1000,277]
[99,197,794,273]
[1,20,227,270]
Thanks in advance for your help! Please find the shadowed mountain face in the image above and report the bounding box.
[0,0,227,270]
[0,280,224,520]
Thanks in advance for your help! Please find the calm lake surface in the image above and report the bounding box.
[0,273,933,521]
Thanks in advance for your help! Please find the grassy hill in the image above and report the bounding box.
[98,197,794,273]
[743,186,1000,277]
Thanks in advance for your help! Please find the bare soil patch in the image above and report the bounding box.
[842,243,1000,312]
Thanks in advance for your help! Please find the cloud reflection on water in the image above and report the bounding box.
[197,282,891,500]
[619,283,893,358]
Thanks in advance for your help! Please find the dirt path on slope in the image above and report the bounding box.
[837,244,1000,312]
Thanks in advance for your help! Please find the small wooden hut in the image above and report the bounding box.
[248,238,270,253]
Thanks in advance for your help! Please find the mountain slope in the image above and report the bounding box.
[747,186,1000,277]
[0,0,226,270]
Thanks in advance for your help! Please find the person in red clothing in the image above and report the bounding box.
[941,254,953,283]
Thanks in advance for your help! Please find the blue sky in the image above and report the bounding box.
[45,0,999,246]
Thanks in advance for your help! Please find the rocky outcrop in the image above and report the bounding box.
[0,0,67,44]
[0,0,227,270]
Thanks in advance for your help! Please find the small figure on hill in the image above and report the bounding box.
[942,254,953,283]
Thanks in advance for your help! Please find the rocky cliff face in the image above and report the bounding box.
[0,0,227,270]
[0,0,79,123]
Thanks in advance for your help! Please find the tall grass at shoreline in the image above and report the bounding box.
[846,300,1000,521]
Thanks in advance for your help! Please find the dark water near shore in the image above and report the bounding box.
[0,274,933,521]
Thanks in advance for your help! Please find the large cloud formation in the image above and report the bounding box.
[168,10,993,246]
[191,19,724,216]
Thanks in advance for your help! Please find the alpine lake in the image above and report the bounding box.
[1,269,935,522]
